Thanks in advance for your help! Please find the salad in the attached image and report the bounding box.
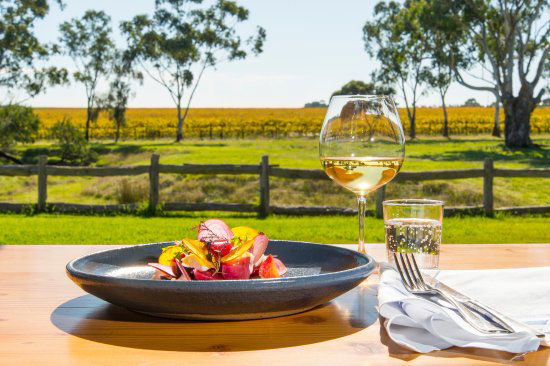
[148,219,287,280]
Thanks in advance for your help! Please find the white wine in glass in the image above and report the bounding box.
[319,95,405,253]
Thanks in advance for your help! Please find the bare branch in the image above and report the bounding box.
[531,46,549,87]
[453,67,498,92]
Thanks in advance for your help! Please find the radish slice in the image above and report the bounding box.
[249,233,268,264]
[148,263,177,278]
[197,219,234,242]
[273,258,288,275]
[175,259,192,281]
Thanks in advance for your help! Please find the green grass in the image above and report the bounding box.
[0,213,548,245]
[1,136,549,245]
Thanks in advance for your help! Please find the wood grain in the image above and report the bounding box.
[0,244,549,365]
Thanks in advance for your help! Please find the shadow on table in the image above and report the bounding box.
[379,318,550,365]
[50,284,379,352]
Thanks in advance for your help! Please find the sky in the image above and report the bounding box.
[29,0,496,108]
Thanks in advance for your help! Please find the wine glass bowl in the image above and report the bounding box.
[319,95,405,253]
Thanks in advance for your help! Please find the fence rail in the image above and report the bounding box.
[0,155,549,217]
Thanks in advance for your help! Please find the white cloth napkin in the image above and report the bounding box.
[378,264,550,354]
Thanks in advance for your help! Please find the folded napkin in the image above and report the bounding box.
[378,264,550,354]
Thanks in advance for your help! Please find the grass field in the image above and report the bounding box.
[0,213,548,245]
[1,135,549,245]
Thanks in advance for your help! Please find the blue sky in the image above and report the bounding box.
[30,0,495,108]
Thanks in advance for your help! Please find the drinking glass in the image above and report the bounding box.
[319,95,405,253]
[383,199,444,269]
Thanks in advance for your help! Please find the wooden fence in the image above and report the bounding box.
[0,155,549,217]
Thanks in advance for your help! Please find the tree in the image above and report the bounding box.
[121,0,266,142]
[59,10,115,141]
[0,105,39,164]
[331,80,394,97]
[50,117,96,165]
[430,0,549,148]
[364,1,431,139]
[0,0,67,103]
[414,0,455,138]
[104,51,143,143]
[304,100,327,108]
[463,98,481,107]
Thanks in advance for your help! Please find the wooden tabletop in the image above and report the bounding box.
[1,244,550,366]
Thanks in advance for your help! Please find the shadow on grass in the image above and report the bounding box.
[411,143,550,167]
[91,143,144,156]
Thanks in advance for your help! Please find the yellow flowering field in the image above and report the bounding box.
[34,107,550,140]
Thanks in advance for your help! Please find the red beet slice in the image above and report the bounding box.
[148,263,177,278]
[194,269,223,280]
[197,219,234,242]
[221,256,252,280]
[210,239,232,258]
[249,233,269,264]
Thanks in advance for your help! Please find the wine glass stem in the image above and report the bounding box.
[357,194,368,254]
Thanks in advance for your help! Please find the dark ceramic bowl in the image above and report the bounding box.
[66,240,375,320]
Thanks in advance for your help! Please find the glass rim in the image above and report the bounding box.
[383,199,444,207]
[330,94,393,100]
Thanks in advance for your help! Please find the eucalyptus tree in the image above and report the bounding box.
[428,0,549,148]
[59,10,115,141]
[104,51,143,143]
[364,1,431,139]
[121,0,266,142]
[0,0,67,163]
[331,80,394,97]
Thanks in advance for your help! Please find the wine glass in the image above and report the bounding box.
[319,95,405,254]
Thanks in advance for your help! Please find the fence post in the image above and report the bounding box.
[375,185,386,218]
[259,155,270,218]
[37,155,48,212]
[483,158,494,216]
[149,154,160,213]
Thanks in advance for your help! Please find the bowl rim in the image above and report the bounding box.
[66,240,376,287]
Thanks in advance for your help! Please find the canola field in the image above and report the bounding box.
[34,107,550,140]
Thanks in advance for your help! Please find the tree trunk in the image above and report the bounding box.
[492,94,501,137]
[440,92,449,138]
[409,105,416,139]
[503,91,534,148]
[85,105,92,141]
[115,122,120,143]
[176,103,183,142]
[0,150,22,164]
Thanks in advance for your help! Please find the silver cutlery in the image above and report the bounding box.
[421,271,547,339]
[393,252,511,334]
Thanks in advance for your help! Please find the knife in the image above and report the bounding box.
[422,273,547,339]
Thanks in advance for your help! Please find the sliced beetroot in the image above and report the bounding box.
[221,255,252,280]
[248,233,268,264]
[272,257,288,275]
[148,263,177,278]
[197,219,234,243]
[210,239,232,258]
[194,269,223,281]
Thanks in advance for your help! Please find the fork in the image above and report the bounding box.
[393,252,511,334]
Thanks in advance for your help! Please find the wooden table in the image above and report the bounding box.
[1,244,550,366]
